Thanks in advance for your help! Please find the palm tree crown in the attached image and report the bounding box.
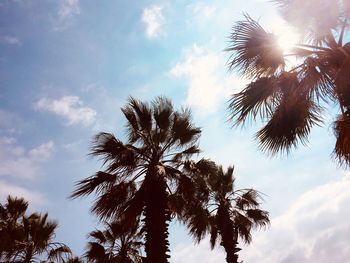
[0,195,72,263]
[227,0,350,166]
[71,96,210,263]
[84,220,143,263]
[183,165,269,263]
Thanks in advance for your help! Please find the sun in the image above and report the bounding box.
[270,20,301,68]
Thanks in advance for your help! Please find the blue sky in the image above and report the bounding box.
[1,0,349,262]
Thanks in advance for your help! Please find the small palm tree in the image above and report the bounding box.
[0,196,72,263]
[226,1,350,166]
[84,221,143,263]
[71,97,211,263]
[183,166,269,263]
[0,196,29,259]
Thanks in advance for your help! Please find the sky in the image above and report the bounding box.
[0,0,349,262]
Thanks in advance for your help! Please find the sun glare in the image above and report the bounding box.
[271,21,301,69]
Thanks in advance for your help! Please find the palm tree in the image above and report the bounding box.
[0,196,29,260]
[0,195,72,263]
[226,1,350,166]
[71,97,211,263]
[84,220,143,263]
[183,166,269,263]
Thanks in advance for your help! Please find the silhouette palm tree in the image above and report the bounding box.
[84,220,143,263]
[0,196,72,263]
[226,1,350,166]
[183,166,269,263]
[0,196,28,260]
[71,97,210,263]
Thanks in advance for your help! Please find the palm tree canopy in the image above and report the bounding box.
[182,164,269,246]
[0,196,72,263]
[71,96,213,263]
[227,1,350,166]
[181,164,269,263]
[84,220,143,263]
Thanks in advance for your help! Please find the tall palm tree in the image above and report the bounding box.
[0,196,72,263]
[226,1,350,166]
[84,221,143,263]
[183,166,269,263]
[71,97,211,263]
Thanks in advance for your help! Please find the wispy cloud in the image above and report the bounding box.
[34,96,96,126]
[0,180,46,207]
[0,109,23,135]
[58,0,80,19]
[172,177,350,263]
[55,0,80,30]
[0,137,53,206]
[187,3,216,26]
[1,35,22,46]
[141,5,164,38]
[170,44,246,114]
[0,137,54,180]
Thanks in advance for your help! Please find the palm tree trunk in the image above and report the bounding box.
[218,207,239,263]
[143,170,170,263]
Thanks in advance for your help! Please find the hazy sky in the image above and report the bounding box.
[1,0,349,262]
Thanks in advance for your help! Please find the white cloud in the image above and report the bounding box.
[171,239,224,263]
[0,109,24,135]
[1,35,22,46]
[0,138,53,207]
[29,141,55,162]
[55,0,80,31]
[142,5,164,38]
[35,96,96,126]
[241,177,350,263]
[58,0,80,19]
[170,44,246,113]
[0,137,55,180]
[0,180,46,208]
[187,3,216,26]
[171,178,350,263]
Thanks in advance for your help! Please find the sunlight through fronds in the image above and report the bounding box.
[226,14,285,78]
[227,2,350,166]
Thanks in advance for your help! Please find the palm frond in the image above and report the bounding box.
[91,181,138,219]
[88,230,107,244]
[84,242,107,261]
[70,171,117,198]
[184,204,210,243]
[153,96,173,130]
[171,109,201,146]
[297,56,335,102]
[245,209,270,228]
[47,244,72,262]
[90,133,139,171]
[123,96,152,132]
[333,114,350,166]
[226,14,284,78]
[171,145,201,163]
[256,76,322,154]
[229,76,279,125]
[209,217,218,249]
[235,189,260,209]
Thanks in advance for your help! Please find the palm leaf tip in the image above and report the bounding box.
[333,114,350,167]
